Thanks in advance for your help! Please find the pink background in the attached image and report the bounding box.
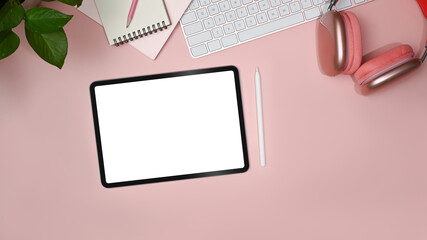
[1,0,427,239]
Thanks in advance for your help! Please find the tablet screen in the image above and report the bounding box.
[90,66,248,187]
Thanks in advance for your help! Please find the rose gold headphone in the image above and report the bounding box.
[316,0,427,95]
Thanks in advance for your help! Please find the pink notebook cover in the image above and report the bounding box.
[78,0,191,60]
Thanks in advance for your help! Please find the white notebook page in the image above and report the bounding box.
[94,0,171,45]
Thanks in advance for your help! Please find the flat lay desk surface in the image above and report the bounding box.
[1,0,427,239]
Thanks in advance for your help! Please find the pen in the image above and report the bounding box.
[126,0,139,28]
[255,67,266,167]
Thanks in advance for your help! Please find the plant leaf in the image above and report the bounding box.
[58,0,81,6]
[25,28,67,68]
[0,0,25,31]
[75,0,82,7]
[25,7,72,33]
[41,0,82,7]
[0,1,7,10]
[0,30,20,60]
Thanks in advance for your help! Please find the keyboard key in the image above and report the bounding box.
[301,0,312,9]
[219,1,231,11]
[234,20,246,30]
[212,0,220,2]
[243,0,253,4]
[290,2,301,12]
[354,0,365,3]
[181,12,197,25]
[189,0,199,10]
[269,0,281,7]
[238,13,304,41]
[336,0,351,10]
[248,3,259,14]
[208,4,220,15]
[191,44,208,57]
[187,31,213,46]
[184,22,204,35]
[226,10,237,22]
[200,0,211,7]
[221,34,238,47]
[214,14,226,25]
[236,7,248,18]
[282,0,291,3]
[208,40,222,51]
[203,18,215,29]
[212,27,224,37]
[245,16,257,27]
[230,0,242,8]
[304,7,320,20]
[197,8,209,19]
[258,0,270,11]
[256,12,268,24]
[267,9,279,19]
[278,5,290,16]
[223,23,235,34]
[312,0,323,5]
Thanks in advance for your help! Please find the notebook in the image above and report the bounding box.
[78,0,192,59]
[90,66,249,187]
[94,0,171,46]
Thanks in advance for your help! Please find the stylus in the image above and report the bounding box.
[255,67,266,167]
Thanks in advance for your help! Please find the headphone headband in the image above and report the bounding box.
[417,0,427,19]
[327,0,427,62]
[317,1,425,94]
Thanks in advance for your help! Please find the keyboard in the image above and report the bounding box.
[180,0,372,58]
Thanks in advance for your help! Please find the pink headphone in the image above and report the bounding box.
[316,0,427,95]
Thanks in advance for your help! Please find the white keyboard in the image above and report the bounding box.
[180,0,372,58]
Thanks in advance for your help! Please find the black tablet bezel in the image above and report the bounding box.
[90,66,249,188]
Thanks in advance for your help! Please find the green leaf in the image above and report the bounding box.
[25,28,67,68]
[0,0,25,31]
[0,30,20,60]
[75,0,82,7]
[25,7,73,33]
[57,0,82,7]
[41,0,82,7]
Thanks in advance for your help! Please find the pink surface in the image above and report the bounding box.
[354,44,415,84]
[341,11,362,75]
[1,0,427,239]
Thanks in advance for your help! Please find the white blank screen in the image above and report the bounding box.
[94,70,245,184]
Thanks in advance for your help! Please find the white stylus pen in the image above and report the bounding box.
[255,67,266,167]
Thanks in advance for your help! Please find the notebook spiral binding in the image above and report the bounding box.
[113,21,168,46]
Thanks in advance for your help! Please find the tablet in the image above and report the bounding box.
[90,66,249,187]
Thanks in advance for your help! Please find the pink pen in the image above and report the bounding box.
[126,0,138,28]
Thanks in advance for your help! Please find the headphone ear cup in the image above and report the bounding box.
[354,45,418,86]
[316,11,361,76]
[316,11,347,76]
[340,12,362,75]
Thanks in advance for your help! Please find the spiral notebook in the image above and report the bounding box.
[94,0,171,46]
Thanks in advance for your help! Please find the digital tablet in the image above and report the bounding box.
[90,66,249,187]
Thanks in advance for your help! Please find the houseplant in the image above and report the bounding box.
[0,0,82,68]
